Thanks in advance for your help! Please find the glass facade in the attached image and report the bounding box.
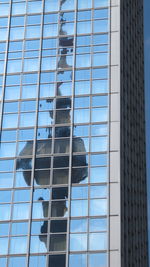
[0,0,110,266]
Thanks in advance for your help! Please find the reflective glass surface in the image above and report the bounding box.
[0,0,110,265]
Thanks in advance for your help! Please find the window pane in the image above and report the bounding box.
[69,254,87,267]
[10,236,27,254]
[90,199,107,216]
[0,237,8,255]
[89,218,107,232]
[89,253,107,267]
[70,234,87,251]
[30,236,47,253]
[71,200,88,217]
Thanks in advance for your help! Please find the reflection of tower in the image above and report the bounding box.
[16,5,88,255]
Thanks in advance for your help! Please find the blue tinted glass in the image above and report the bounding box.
[0,143,16,157]
[78,10,91,21]
[44,13,58,24]
[89,233,107,250]
[5,86,20,100]
[0,237,8,255]
[75,69,90,80]
[90,167,107,183]
[73,125,89,137]
[93,34,108,44]
[71,186,88,199]
[0,204,11,220]
[10,27,24,40]
[78,0,92,9]
[89,218,107,232]
[93,53,108,66]
[70,233,87,251]
[74,109,90,123]
[42,38,57,49]
[0,43,6,52]
[91,136,107,152]
[70,219,87,233]
[0,190,11,203]
[12,2,26,15]
[60,0,74,10]
[19,129,34,140]
[14,189,30,202]
[0,4,9,16]
[29,255,46,267]
[92,108,108,122]
[0,17,8,27]
[11,16,25,26]
[43,24,58,37]
[74,97,90,108]
[94,20,108,33]
[4,101,18,113]
[22,85,37,99]
[20,101,36,112]
[57,71,72,82]
[40,72,55,83]
[7,59,22,73]
[15,171,31,187]
[27,14,41,25]
[24,58,39,72]
[94,8,108,19]
[76,54,90,67]
[1,130,17,141]
[92,68,108,79]
[19,112,36,127]
[25,39,40,50]
[89,253,107,267]
[11,222,28,235]
[76,35,90,46]
[77,21,91,34]
[69,254,87,267]
[90,185,107,198]
[90,154,107,166]
[9,41,23,51]
[45,0,59,12]
[0,223,9,236]
[92,79,108,94]
[0,173,13,188]
[27,1,42,13]
[12,203,30,220]
[6,74,21,85]
[40,84,55,98]
[94,0,108,7]
[0,159,14,171]
[26,25,41,39]
[90,199,107,216]
[9,257,26,267]
[33,188,50,201]
[31,221,48,234]
[10,236,27,254]
[22,73,38,84]
[30,236,47,253]
[71,200,88,216]
[0,28,7,41]
[91,124,107,136]
[0,258,7,265]
[3,113,18,128]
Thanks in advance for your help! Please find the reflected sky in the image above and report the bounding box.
[144,0,150,263]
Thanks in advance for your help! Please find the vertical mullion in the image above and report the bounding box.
[26,0,45,265]
[65,1,77,267]
[108,0,111,267]
[0,0,12,131]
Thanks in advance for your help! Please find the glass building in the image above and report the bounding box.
[0,0,148,267]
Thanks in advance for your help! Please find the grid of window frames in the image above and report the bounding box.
[0,0,109,266]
